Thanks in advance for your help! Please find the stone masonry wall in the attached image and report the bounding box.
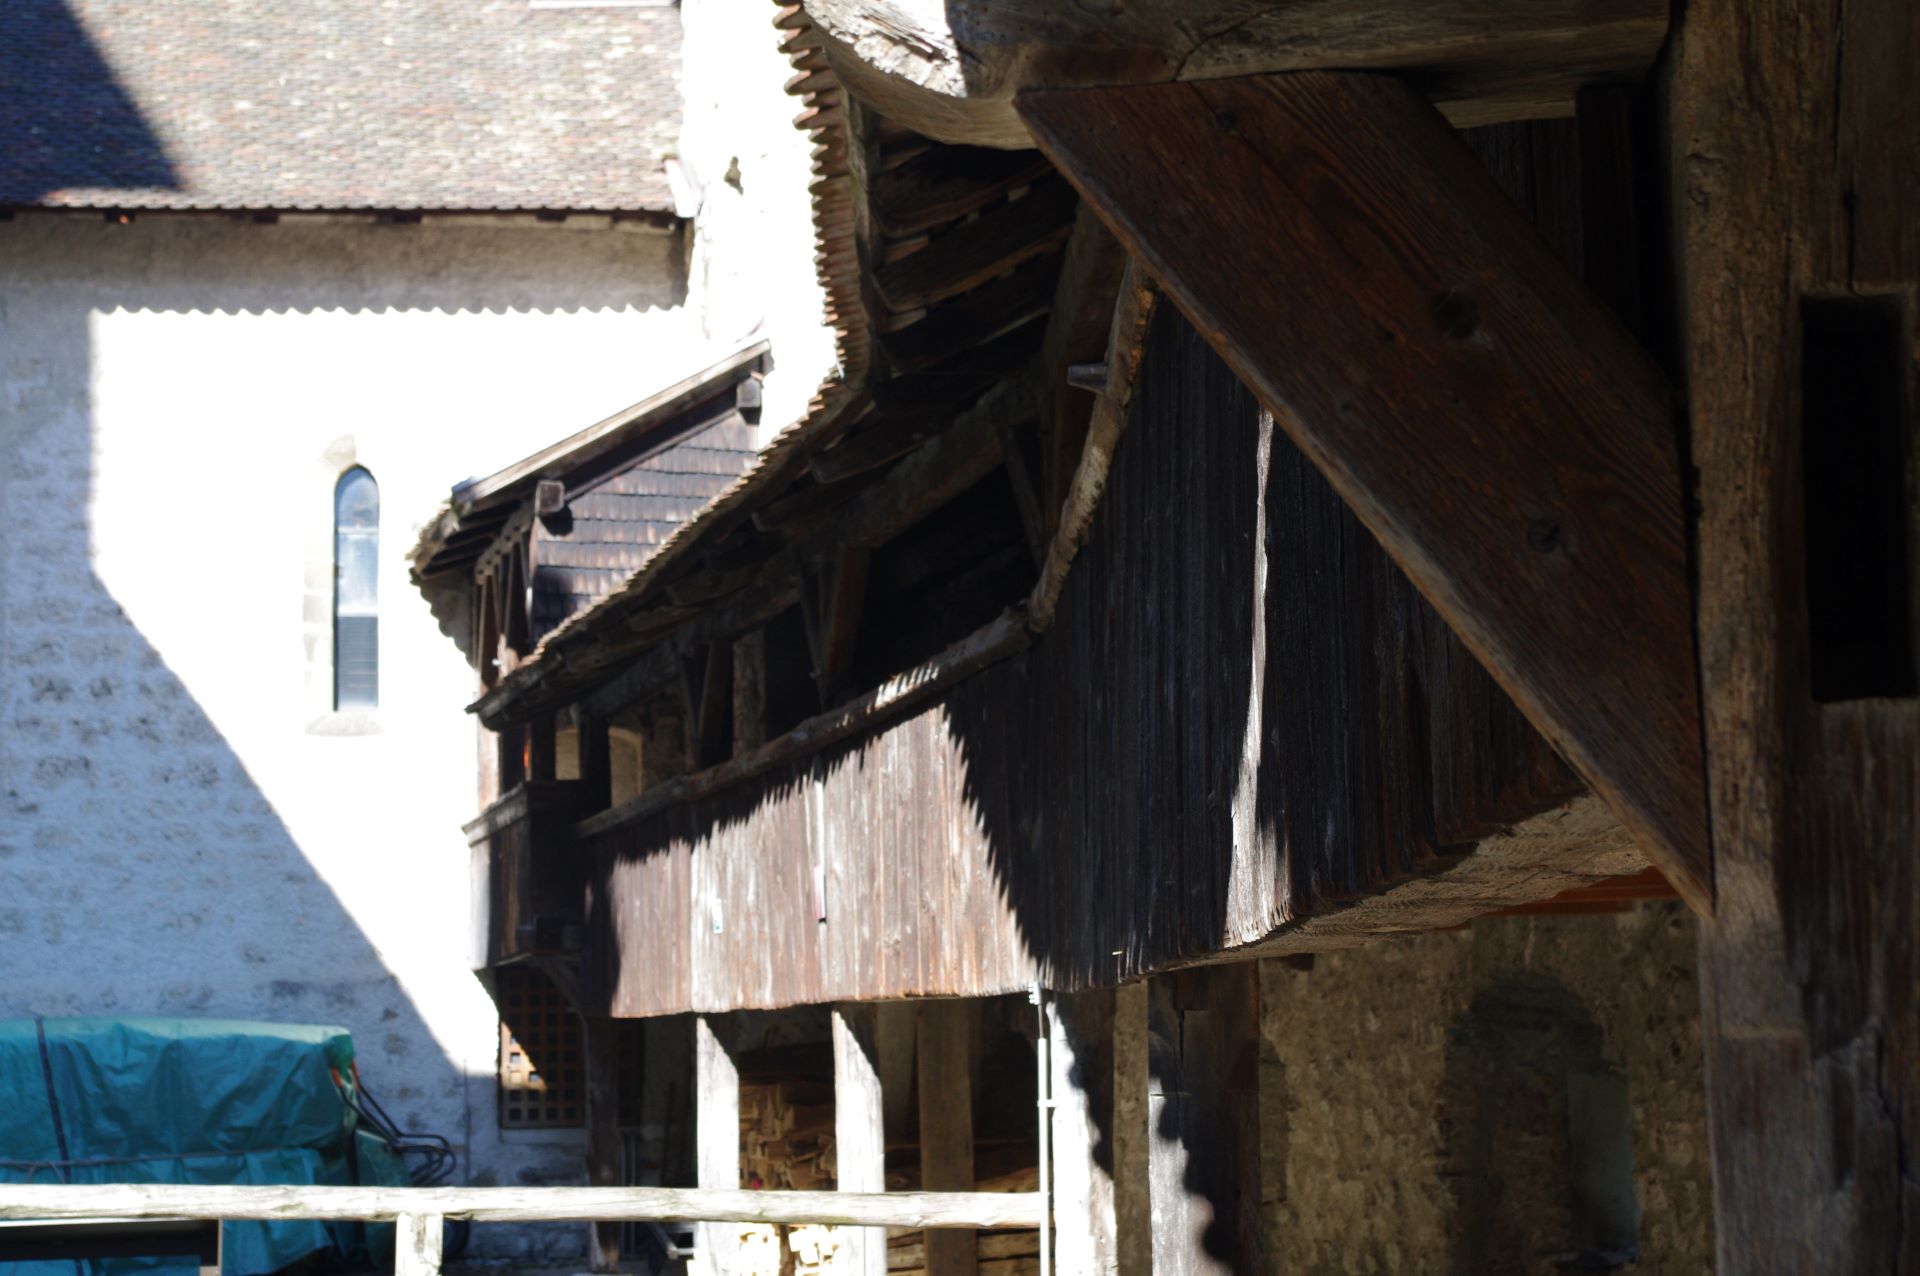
[1259,904,1712,1275]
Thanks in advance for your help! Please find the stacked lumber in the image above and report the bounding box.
[883,1166,1040,1276]
[740,1079,837,1190]
[886,1227,1040,1275]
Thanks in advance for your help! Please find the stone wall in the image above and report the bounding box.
[1258,904,1712,1274]
[0,211,697,1261]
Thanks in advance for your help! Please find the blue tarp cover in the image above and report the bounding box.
[0,1018,407,1276]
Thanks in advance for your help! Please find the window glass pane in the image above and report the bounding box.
[334,468,379,709]
[335,466,379,530]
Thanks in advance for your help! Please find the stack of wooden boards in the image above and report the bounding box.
[740,1077,837,1190]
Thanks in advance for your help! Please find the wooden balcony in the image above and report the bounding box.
[465,780,594,970]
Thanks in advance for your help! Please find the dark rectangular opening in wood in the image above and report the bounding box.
[1800,293,1916,702]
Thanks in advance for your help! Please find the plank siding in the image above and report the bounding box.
[578,307,1580,1016]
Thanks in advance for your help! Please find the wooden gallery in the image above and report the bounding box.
[409,0,1915,1270]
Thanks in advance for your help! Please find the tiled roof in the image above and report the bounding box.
[1,0,681,211]
[531,412,759,641]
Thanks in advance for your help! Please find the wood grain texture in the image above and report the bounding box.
[918,1002,977,1276]
[394,1212,442,1276]
[1669,0,1920,1259]
[802,0,1666,148]
[834,1005,890,1276]
[0,1185,1047,1229]
[1019,71,1710,911]
[577,310,1623,1017]
[583,1019,622,1272]
[695,1015,742,1271]
[1050,990,1118,1276]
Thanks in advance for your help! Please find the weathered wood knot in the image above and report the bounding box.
[1432,287,1484,344]
[1213,110,1239,135]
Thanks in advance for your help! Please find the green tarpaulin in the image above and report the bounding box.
[0,1018,410,1276]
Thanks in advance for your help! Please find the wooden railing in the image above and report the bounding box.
[0,1185,1048,1276]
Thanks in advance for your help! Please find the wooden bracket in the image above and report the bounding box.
[678,640,735,769]
[1021,72,1712,910]
[799,549,872,706]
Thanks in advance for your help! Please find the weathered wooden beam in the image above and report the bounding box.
[1050,990,1118,1276]
[1669,0,1919,1259]
[732,629,769,754]
[1030,261,1157,630]
[583,1019,623,1273]
[577,715,612,813]
[834,1005,889,1276]
[1020,72,1711,911]
[1144,968,1263,1274]
[0,1185,1047,1229]
[875,147,1056,236]
[803,547,872,704]
[874,179,1078,312]
[802,0,1667,148]
[917,1001,977,1276]
[695,1016,742,1270]
[831,377,1030,553]
[527,713,558,785]
[395,1212,442,1276]
[1040,206,1127,540]
[679,641,734,770]
[880,257,1062,375]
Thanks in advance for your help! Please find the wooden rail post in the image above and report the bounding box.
[694,1015,741,1273]
[918,1001,976,1276]
[1049,989,1118,1276]
[833,1004,888,1276]
[394,1212,442,1276]
[583,1017,622,1272]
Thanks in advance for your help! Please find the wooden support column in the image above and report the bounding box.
[732,629,768,754]
[583,1018,622,1272]
[799,550,871,706]
[918,1001,976,1276]
[694,1015,741,1274]
[680,641,733,770]
[394,1212,442,1276]
[527,712,557,785]
[576,714,612,813]
[1669,0,1919,1263]
[1050,990,1118,1276]
[833,1004,888,1276]
[1020,72,1712,911]
[1144,968,1263,1275]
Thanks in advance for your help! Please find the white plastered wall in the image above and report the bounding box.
[0,4,832,1263]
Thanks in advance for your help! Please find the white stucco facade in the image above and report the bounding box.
[0,6,830,1262]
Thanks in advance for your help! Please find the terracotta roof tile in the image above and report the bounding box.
[1,0,681,211]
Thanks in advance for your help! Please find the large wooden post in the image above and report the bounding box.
[582,1018,622,1272]
[918,1001,976,1276]
[833,1004,888,1276]
[394,1212,442,1276]
[1049,989,1117,1276]
[1669,0,1919,1264]
[693,1015,740,1275]
[1144,968,1264,1275]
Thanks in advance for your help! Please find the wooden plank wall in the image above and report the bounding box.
[576,122,1611,1018]
[578,306,1577,1016]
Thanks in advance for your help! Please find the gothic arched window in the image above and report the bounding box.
[333,467,380,709]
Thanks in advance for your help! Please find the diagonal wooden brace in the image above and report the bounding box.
[1019,71,1712,912]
